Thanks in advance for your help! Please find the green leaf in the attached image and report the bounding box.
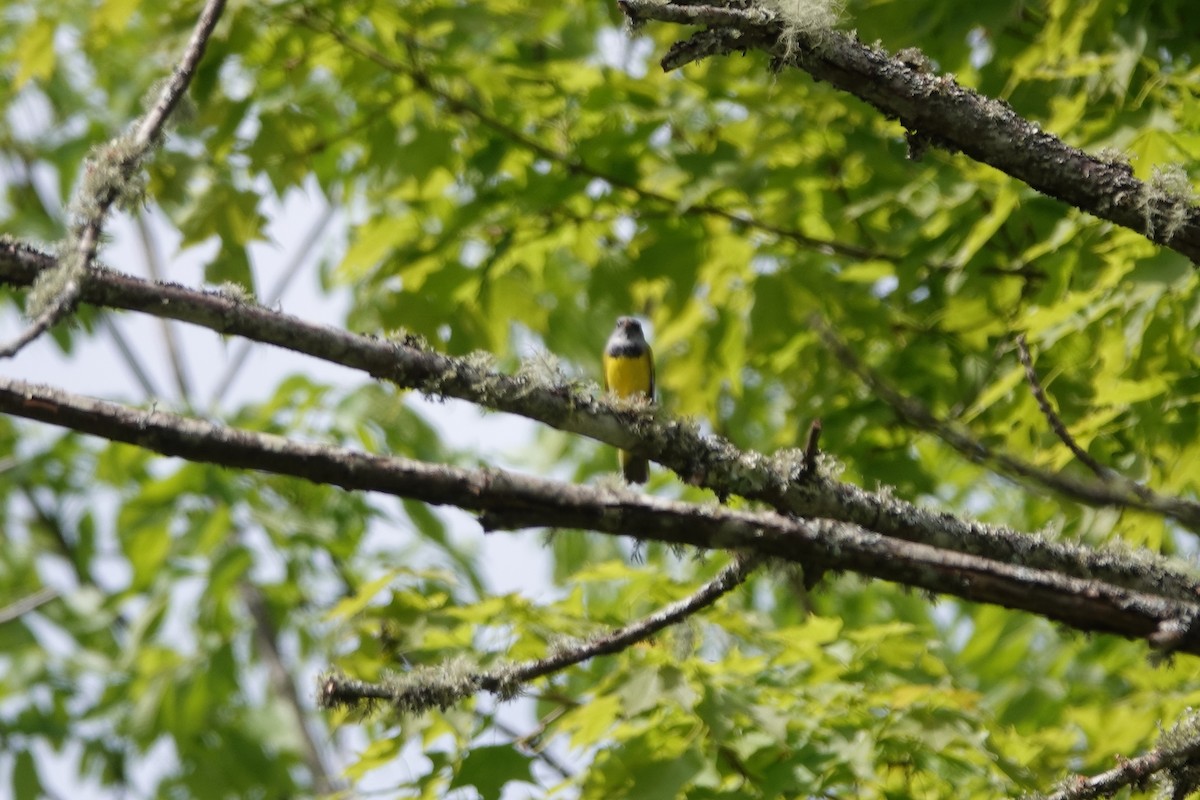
[120,510,172,592]
[626,746,705,800]
[560,693,621,749]
[14,18,56,89]
[449,744,534,800]
[326,570,400,621]
[13,750,40,800]
[837,260,895,284]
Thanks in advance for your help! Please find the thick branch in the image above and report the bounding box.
[321,555,759,713]
[617,0,1200,263]
[1,375,1199,654]
[1,240,1198,609]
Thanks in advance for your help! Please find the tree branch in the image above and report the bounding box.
[616,0,1200,264]
[486,716,575,780]
[1,374,1199,654]
[241,584,340,794]
[134,212,191,403]
[0,0,228,359]
[1043,715,1200,800]
[0,587,58,625]
[817,319,1200,533]
[1015,333,1119,482]
[1,240,1199,609]
[321,555,759,713]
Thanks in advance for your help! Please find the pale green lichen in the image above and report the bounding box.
[1157,709,1200,798]
[214,281,255,303]
[516,350,570,389]
[763,0,845,57]
[72,135,146,220]
[387,656,481,713]
[26,248,85,318]
[461,349,495,370]
[1097,146,1132,171]
[1144,163,1197,243]
[385,328,431,351]
[816,452,845,479]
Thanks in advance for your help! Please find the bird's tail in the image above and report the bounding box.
[620,449,648,484]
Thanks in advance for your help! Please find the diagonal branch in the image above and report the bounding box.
[1,374,1199,655]
[320,555,760,713]
[99,316,161,400]
[616,0,1200,263]
[0,0,227,359]
[1,240,1199,608]
[135,212,192,403]
[241,584,340,793]
[0,587,59,625]
[817,319,1200,533]
[1043,715,1200,800]
[487,716,574,780]
[1016,333,1119,482]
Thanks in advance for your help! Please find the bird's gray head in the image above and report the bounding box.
[606,316,648,355]
[612,316,644,341]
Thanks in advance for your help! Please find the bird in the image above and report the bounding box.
[602,316,655,483]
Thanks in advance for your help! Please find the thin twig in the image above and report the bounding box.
[486,716,575,780]
[0,288,79,359]
[0,587,59,624]
[292,8,882,263]
[22,486,88,587]
[241,584,340,794]
[320,555,760,712]
[21,485,129,634]
[100,316,160,400]
[135,211,191,402]
[1014,334,1112,480]
[0,0,227,359]
[208,200,337,411]
[803,418,822,473]
[816,318,1200,533]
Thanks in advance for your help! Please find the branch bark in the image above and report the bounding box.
[321,555,760,713]
[817,319,1200,532]
[0,0,228,358]
[616,0,1200,264]
[2,240,1199,609]
[1043,718,1200,800]
[0,587,58,625]
[1,373,1199,655]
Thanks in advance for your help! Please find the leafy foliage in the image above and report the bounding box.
[1,0,1200,797]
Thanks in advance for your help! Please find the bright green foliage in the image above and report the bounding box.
[2,0,1200,797]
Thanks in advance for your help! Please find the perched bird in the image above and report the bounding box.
[602,316,655,483]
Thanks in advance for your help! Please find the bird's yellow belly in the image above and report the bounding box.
[605,354,652,398]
